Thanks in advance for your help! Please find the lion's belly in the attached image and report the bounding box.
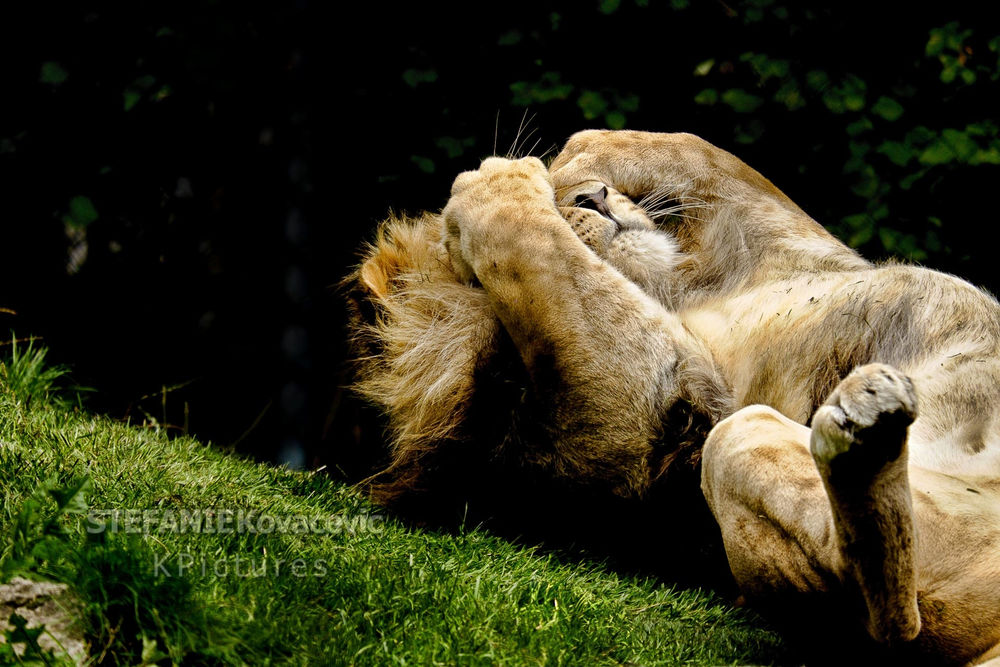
[905,354,1000,475]
[909,465,1000,653]
[682,266,1000,473]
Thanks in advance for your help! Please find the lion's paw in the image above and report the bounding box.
[442,157,557,283]
[810,363,917,475]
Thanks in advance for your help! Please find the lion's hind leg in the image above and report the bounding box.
[701,406,844,602]
[810,363,920,645]
[702,364,921,649]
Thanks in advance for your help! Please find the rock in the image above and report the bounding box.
[0,576,87,663]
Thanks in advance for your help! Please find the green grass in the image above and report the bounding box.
[0,348,790,665]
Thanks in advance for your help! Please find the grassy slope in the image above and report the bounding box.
[0,348,789,665]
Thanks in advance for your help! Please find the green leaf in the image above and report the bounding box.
[971,147,1000,165]
[694,88,718,105]
[721,88,763,113]
[733,120,764,144]
[599,0,621,14]
[843,213,868,229]
[823,75,866,113]
[965,121,997,137]
[925,30,945,57]
[48,476,92,516]
[39,61,68,85]
[872,96,904,121]
[846,117,874,137]
[926,22,970,57]
[774,81,804,110]
[402,69,438,88]
[877,140,913,166]
[940,60,958,84]
[847,225,874,248]
[577,90,608,120]
[510,73,573,105]
[918,139,954,165]
[844,95,865,111]
[879,227,898,251]
[822,91,845,114]
[497,30,522,46]
[743,54,789,82]
[898,233,928,261]
[434,136,466,159]
[123,90,142,111]
[871,204,889,221]
[841,213,875,248]
[410,155,435,174]
[67,196,99,227]
[693,59,715,76]
[941,128,978,161]
[616,94,640,112]
[848,141,871,158]
[899,169,927,190]
[906,126,935,144]
[850,166,880,199]
[141,634,169,663]
[605,111,626,129]
[925,229,942,252]
[805,70,830,91]
[842,76,867,111]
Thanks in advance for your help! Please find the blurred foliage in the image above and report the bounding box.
[2,1,999,466]
[496,2,1000,268]
[358,1,999,278]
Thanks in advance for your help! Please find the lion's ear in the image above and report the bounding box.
[343,223,408,330]
[341,255,389,334]
[344,214,447,339]
[357,225,416,301]
[358,255,392,302]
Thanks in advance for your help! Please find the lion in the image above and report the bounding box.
[345,130,1000,664]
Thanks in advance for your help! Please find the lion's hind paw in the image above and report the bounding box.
[810,363,917,475]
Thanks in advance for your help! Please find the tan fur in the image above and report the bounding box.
[345,215,503,501]
[346,131,1000,664]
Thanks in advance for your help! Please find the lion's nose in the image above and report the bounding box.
[574,186,620,228]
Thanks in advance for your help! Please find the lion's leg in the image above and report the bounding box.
[978,650,1000,666]
[548,128,830,244]
[549,130,867,283]
[701,405,843,599]
[443,156,724,495]
[703,364,921,646]
[809,363,920,644]
[549,130,797,210]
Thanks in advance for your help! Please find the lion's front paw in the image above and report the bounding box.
[810,363,917,476]
[442,156,557,283]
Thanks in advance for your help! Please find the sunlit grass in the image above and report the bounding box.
[0,347,790,665]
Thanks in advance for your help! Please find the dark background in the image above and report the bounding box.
[3,1,999,474]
